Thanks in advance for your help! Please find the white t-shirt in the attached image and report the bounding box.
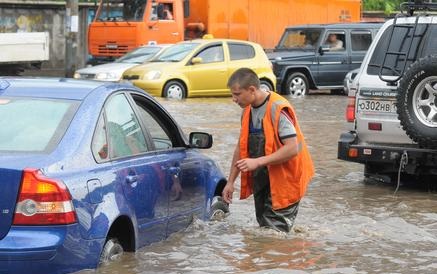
[250,95,296,141]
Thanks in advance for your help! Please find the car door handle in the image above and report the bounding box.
[126,175,138,184]
[168,166,180,176]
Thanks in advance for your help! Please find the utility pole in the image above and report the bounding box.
[65,0,79,77]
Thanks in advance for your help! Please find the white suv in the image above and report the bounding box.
[338,2,437,183]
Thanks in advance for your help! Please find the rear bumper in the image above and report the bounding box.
[338,131,437,167]
[0,225,103,274]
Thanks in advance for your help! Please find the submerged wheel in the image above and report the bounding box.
[285,72,309,97]
[397,55,437,148]
[99,238,124,265]
[210,196,229,221]
[260,79,274,92]
[163,80,187,99]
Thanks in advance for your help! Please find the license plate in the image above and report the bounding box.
[357,99,397,113]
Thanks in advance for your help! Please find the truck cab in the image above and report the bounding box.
[88,0,185,65]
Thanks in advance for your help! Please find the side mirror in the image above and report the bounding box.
[191,57,203,64]
[318,45,330,55]
[189,132,213,149]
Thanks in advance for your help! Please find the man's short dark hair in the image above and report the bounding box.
[227,68,260,89]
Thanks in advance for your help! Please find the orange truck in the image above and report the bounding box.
[88,0,361,64]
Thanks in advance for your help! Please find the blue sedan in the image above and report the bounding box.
[0,78,228,274]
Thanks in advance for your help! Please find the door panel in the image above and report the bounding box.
[166,150,206,235]
[317,31,350,86]
[188,44,229,96]
[129,93,206,236]
[102,93,169,245]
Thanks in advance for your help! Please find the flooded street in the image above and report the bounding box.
[85,94,437,274]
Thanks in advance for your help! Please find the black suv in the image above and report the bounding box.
[269,23,382,96]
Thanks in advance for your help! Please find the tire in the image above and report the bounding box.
[259,79,274,92]
[163,80,187,99]
[210,196,229,221]
[285,72,309,97]
[397,55,437,148]
[99,238,124,265]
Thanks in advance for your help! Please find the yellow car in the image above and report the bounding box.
[122,38,276,99]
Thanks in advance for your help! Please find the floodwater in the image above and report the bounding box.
[81,93,437,274]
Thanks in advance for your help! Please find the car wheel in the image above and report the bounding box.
[397,55,437,149]
[285,72,309,97]
[163,80,186,100]
[260,79,274,92]
[210,196,229,221]
[99,238,124,265]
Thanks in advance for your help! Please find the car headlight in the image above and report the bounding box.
[95,72,120,81]
[145,70,162,80]
[73,72,81,79]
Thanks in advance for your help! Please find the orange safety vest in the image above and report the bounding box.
[239,92,314,210]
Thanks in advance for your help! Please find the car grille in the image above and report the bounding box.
[98,44,129,56]
[79,73,95,79]
[123,75,139,80]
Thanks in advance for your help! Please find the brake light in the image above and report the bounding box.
[13,168,77,225]
[346,96,356,122]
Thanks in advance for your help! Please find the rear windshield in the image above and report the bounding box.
[367,24,437,76]
[0,97,78,153]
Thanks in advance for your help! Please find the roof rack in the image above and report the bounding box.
[400,0,437,16]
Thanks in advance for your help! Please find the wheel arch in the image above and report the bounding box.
[213,179,227,197]
[283,66,316,90]
[259,77,276,92]
[106,215,136,252]
[161,78,189,97]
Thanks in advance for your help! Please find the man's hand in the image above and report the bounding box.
[235,158,261,172]
[222,182,235,204]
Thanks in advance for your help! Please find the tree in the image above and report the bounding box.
[363,0,404,15]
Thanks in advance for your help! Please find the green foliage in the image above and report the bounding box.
[363,0,404,15]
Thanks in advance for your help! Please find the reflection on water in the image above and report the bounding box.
[78,94,437,274]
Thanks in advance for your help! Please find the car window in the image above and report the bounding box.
[228,43,255,60]
[367,24,430,76]
[97,0,146,22]
[116,46,162,63]
[104,93,148,158]
[0,97,77,153]
[277,28,322,50]
[154,43,199,62]
[92,115,109,162]
[323,31,346,52]
[195,45,224,63]
[351,31,372,51]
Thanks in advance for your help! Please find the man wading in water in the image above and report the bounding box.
[222,68,314,232]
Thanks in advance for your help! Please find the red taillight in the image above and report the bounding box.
[368,122,382,131]
[13,168,77,225]
[346,96,356,122]
[348,148,358,158]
